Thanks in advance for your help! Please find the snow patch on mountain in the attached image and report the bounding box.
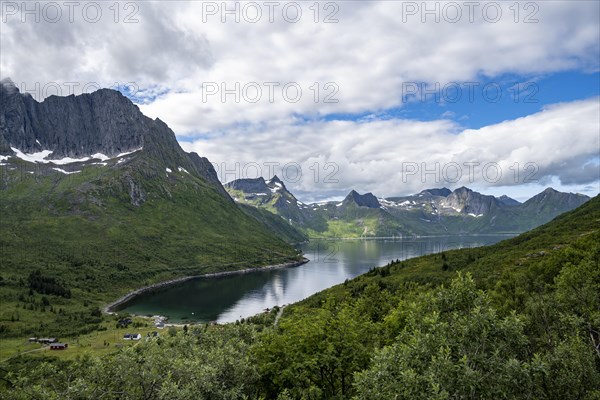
[52,167,80,175]
[10,146,143,165]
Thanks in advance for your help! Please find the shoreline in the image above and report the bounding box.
[103,258,309,314]
[307,233,520,240]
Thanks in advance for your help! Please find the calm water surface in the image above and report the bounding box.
[121,236,513,323]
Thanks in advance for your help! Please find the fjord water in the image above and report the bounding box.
[121,236,513,323]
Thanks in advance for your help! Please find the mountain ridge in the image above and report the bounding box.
[225,179,591,237]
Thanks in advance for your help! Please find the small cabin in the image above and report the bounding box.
[123,333,142,341]
[50,343,68,350]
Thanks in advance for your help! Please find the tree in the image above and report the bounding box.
[255,299,374,399]
[354,273,536,400]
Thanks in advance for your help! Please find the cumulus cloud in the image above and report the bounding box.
[2,1,599,128]
[1,2,212,96]
[180,97,600,200]
[137,0,599,132]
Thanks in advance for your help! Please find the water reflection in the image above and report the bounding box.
[121,236,513,323]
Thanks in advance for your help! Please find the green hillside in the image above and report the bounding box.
[0,156,301,339]
[238,203,308,243]
[2,197,597,399]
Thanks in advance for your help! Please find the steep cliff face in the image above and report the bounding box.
[0,79,231,199]
[440,187,502,215]
[1,80,145,158]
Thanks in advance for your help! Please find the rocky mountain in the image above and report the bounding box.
[1,79,144,158]
[342,190,381,209]
[225,177,271,194]
[420,188,452,197]
[1,78,227,198]
[519,187,590,214]
[226,176,591,237]
[440,186,502,216]
[0,84,301,297]
[224,176,326,234]
[498,195,521,206]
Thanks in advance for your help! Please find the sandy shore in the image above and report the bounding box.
[104,258,309,313]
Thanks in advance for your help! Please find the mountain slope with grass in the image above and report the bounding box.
[0,84,301,338]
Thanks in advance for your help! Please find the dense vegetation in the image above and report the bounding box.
[1,197,598,399]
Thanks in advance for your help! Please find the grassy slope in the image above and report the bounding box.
[0,159,300,338]
[238,203,308,243]
[226,187,328,234]
[248,196,599,399]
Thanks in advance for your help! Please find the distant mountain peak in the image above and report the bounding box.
[525,187,590,206]
[1,77,17,88]
[498,195,521,206]
[454,186,472,193]
[0,78,20,99]
[344,190,381,208]
[266,175,287,191]
[420,188,452,197]
[224,177,269,193]
[441,186,499,215]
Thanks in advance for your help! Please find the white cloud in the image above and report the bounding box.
[1,2,211,96]
[181,97,600,200]
[2,1,598,131]
[138,0,599,132]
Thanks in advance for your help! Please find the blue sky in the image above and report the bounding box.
[362,71,600,130]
